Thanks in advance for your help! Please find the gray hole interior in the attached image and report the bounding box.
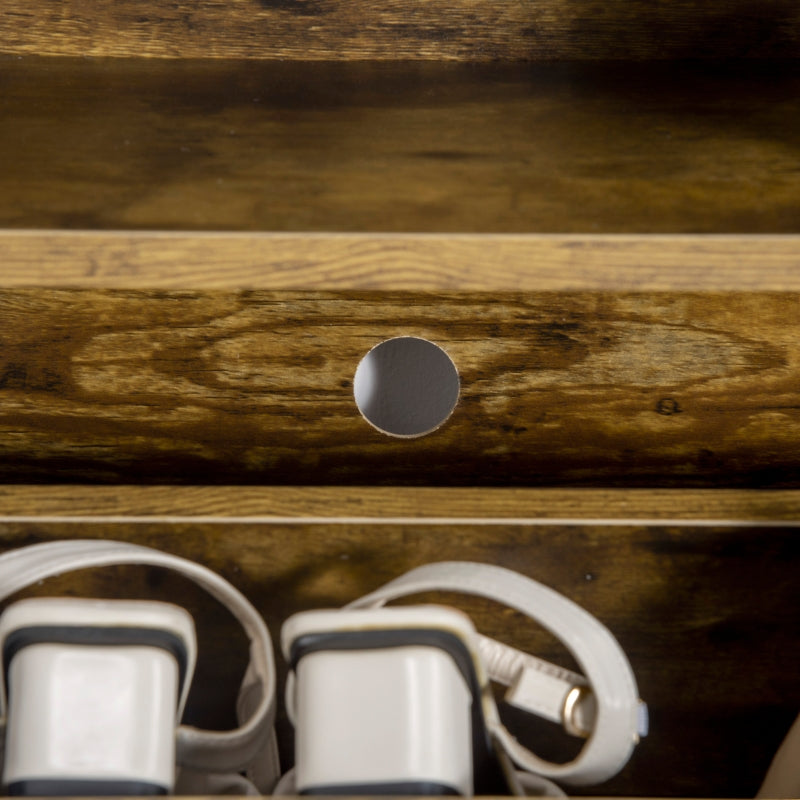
[353,337,460,437]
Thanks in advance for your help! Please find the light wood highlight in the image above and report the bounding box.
[3,232,800,291]
[2,486,800,522]
[3,1,800,61]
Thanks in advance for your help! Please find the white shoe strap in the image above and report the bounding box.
[0,540,277,784]
[348,561,644,787]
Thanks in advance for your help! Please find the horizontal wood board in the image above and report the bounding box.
[3,59,800,233]
[0,498,797,797]
[2,290,800,486]
[3,232,800,291]
[4,486,800,521]
[2,1,800,60]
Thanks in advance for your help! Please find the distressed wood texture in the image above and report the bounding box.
[2,289,800,486]
[3,0,800,60]
[3,58,800,233]
[1,497,798,798]
[4,232,800,291]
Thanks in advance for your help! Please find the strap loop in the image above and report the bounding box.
[0,540,279,790]
[348,561,643,787]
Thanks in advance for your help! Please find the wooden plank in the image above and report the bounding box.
[2,290,800,486]
[2,486,800,522]
[1,512,797,797]
[3,232,800,291]
[2,59,800,234]
[2,1,800,60]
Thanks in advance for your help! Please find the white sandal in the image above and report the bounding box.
[282,561,647,796]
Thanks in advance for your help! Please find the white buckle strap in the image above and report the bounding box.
[348,561,645,787]
[0,540,279,791]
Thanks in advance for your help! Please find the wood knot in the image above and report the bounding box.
[656,397,682,416]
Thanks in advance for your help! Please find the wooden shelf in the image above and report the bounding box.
[1,4,799,797]
[1,486,798,798]
[0,273,799,487]
[2,57,800,234]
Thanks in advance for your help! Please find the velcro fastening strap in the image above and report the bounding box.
[348,561,643,787]
[0,540,279,790]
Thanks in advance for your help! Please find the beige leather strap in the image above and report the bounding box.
[0,540,279,791]
[757,713,800,799]
[348,561,645,787]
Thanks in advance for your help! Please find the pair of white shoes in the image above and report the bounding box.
[0,540,646,797]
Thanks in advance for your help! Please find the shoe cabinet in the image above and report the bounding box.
[1,1,800,796]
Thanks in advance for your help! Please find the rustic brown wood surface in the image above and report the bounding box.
[0,500,797,797]
[3,1,800,60]
[3,58,800,234]
[2,289,800,486]
[4,232,800,291]
[3,485,800,521]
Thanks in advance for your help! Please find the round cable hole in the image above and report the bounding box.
[353,337,460,438]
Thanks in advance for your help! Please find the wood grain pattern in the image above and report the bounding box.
[0,510,797,797]
[3,486,800,521]
[2,290,800,486]
[3,59,800,234]
[4,232,800,291]
[3,1,800,60]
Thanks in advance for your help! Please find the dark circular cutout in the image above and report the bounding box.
[353,337,460,438]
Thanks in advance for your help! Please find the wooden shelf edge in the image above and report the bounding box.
[1,486,799,523]
[2,232,800,291]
